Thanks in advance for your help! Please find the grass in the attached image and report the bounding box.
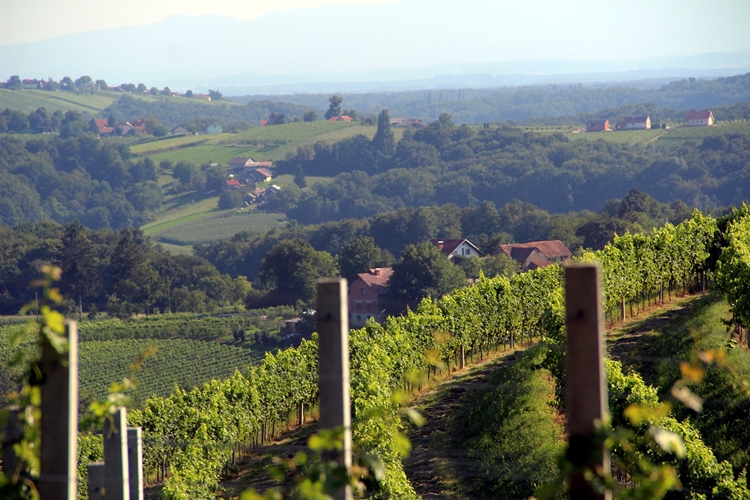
[618,292,750,474]
[148,210,287,246]
[0,89,123,114]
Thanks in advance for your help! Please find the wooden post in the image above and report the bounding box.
[2,406,22,482]
[128,427,144,500]
[564,264,610,500]
[87,463,105,500]
[39,320,78,500]
[298,402,305,428]
[103,407,130,500]
[317,278,352,500]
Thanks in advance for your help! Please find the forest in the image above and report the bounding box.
[271,114,750,222]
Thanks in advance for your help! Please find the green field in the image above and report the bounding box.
[146,210,287,246]
[139,121,404,165]
[0,89,125,114]
[562,121,750,145]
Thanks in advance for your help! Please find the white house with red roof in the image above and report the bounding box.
[686,110,714,127]
[348,268,393,327]
[617,116,651,130]
[430,239,483,260]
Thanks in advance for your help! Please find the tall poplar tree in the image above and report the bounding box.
[372,109,395,157]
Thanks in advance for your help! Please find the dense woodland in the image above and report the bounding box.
[236,73,750,123]
[272,115,750,221]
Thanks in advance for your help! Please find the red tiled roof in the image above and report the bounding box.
[95,119,108,129]
[430,239,465,256]
[354,268,393,296]
[255,168,272,177]
[327,115,353,121]
[686,110,712,120]
[495,240,572,260]
[256,161,273,167]
[225,180,241,186]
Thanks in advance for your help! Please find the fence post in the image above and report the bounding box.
[565,264,610,500]
[128,427,144,500]
[317,278,353,500]
[39,320,78,499]
[2,406,22,482]
[87,463,105,500]
[103,407,130,500]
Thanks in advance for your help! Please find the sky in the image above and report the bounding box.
[0,0,396,46]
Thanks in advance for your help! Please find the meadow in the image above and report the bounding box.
[148,210,287,246]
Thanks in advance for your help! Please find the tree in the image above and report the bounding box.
[388,242,466,310]
[95,79,108,90]
[338,236,393,282]
[258,239,338,305]
[303,110,318,122]
[136,83,148,94]
[172,161,205,192]
[372,109,395,157]
[185,90,194,98]
[145,116,168,137]
[75,75,92,87]
[209,89,223,100]
[219,190,243,210]
[149,87,159,95]
[161,86,172,96]
[60,76,74,91]
[325,94,343,119]
[6,75,22,90]
[342,109,359,121]
[58,221,100,315]
[294,165,307,189]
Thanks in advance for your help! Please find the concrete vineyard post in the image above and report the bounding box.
[39,320,79,499]
[103,407,130,500]
[564,264,610,500]
[317,278,353,500]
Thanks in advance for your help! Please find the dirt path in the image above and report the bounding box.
[403,293,705,499]
[403,350,520,499]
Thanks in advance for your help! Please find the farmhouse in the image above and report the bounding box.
[493,240,572,272]
[430,239,483,260]
[586,119,610,132]
[22,79,43,90]
[390,118,427,128]
[171,126,189,136]
[348,268,393,327]
[205,123,223,134]
[686,110,714,127]
[617,116,651,130]
[327,115,353,122]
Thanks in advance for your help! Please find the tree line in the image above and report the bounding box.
[272,113,750,224]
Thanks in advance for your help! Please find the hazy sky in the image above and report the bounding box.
[2,0,750,63]
[0,0,396,45]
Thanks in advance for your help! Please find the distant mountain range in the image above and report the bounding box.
[2,0,750,95]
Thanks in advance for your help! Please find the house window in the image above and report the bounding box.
[355,302,362,310]
[357,315,361,322]
[360,287,366,295]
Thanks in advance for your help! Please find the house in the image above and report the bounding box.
[348,268,393,327]
[265,184,282,195]
[493,240,572,272]
[389,118,427,128]
[586,119,610,132]
[194,94,212,101]
[229,157,256,171]
[247,168,273,183]
[686,110,714,127]
[617,116,651,130]
[430,239,483,260]
[22,79,42,90]
[171,126,189,136]
[261,114,290,126]
[327,115,353,122]
[225,180,241,189]
[205,123,222,134]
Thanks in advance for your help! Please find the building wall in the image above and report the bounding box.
[450,242,480,258]
[348,277,380,327]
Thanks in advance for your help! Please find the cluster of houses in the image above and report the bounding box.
[586,110,714,132]
[347,238,572,327]
[93,118,147,137]
[389,117,427,128]
[224,156,281,204]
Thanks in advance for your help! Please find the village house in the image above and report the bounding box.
[617,116,651,130]
[205,123,222,134]
[171,126,189,136]
[686,110,714,127]
[247,168,273,183]
[389,118,427,128]
[586,119,610,132]
[430,239,483,260]
[93,119,115,137]
[327,115,353,122]
[348,268,393,327]
[22,79,43,90]
[493,240,572,272]
[225,180,241,189]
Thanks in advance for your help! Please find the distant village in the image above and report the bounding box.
[584,109,714,132]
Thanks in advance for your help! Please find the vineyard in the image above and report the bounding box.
[74,207,750,500]
[147,211,287,246]
[78,338,261,405]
